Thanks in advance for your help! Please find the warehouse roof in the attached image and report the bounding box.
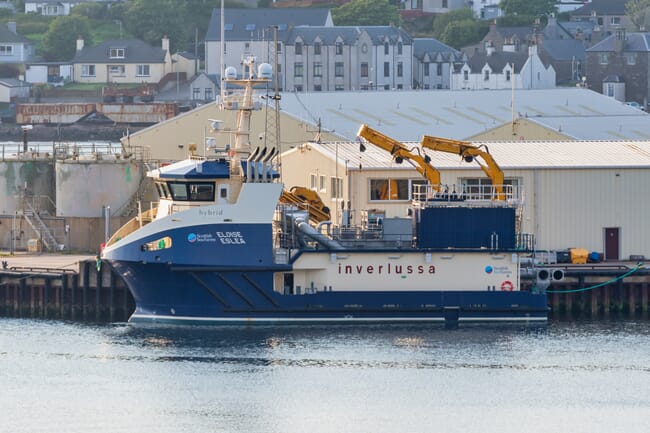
[295,139,650,170]
[278,87,650,141]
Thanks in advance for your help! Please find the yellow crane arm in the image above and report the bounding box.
[357,124,441,191]
[420,135,505,200]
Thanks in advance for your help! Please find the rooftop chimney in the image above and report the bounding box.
[162,35,170,53]
[76,36,84,51]
[615,28,626,53]
[7,21,16,34]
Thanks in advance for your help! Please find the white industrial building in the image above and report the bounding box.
[278,87,650,142]
[280,139,650,261]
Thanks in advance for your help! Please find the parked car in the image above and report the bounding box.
[625,101,646,111]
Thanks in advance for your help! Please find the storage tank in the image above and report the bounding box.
[56,155,143,217]
[0,147,55,215]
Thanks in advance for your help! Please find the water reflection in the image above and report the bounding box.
[2,319,650,433]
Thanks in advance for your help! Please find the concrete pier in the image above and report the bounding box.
[0,253,134,321]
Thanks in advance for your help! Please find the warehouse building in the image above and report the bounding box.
[280,138,650,261]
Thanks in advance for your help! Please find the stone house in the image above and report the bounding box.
[585,30,650,107]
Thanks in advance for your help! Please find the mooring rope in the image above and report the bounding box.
[546,263,646,294]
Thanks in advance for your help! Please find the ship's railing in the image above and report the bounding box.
[105,202,157,247]
[0,141,145,162]
[217,90,263,111]
[412,183,521,207]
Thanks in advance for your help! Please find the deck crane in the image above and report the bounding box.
[357,124,441,192]
[280,186,331,224]
[419,135,505,200]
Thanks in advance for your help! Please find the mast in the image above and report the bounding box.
[220,0,225,104]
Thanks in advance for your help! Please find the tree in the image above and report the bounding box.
[440,20,488,49]
[71,3,110,20]
[499,0,556,17]
[123,0,191,51]
[332,0,401,26]
[432,8,473,39]
[41,15,92,61]
[626,0,650,30]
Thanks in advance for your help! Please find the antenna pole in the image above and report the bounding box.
[511,62,515,136]
[220,0,225,104]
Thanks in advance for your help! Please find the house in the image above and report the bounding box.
[0,78,30,102]
[570,0,634,33]
[24,0,119,16]
[207,8,412,93]
[585,30,650,107]
[172,51,197,81]
[538,16,588,83]
[464,23,535,57]
[283,26,413,92]
[189,73,218,102]
[399,0,469,18]
[71,36,172,84]
[0,21,36,63]
[412,38,466,90]
[24,62,72,86]
[451,45,555,90]
[204,8,333,78]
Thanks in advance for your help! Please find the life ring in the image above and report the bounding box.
[500,280,514,291]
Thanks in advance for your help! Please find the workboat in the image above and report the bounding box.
[102,57,552,325]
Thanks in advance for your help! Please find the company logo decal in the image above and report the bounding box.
[485,265,493,274]
[338,263,435,275]
[187,231,246,245]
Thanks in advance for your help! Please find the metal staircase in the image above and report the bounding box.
[115,161,156,217]
[22,200,60,252]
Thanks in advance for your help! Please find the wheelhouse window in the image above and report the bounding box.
[167,182,215,201]
[155,181,171,199]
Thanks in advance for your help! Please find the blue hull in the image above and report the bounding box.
[107,261,548,325]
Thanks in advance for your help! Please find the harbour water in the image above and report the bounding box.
[1,318,649,433]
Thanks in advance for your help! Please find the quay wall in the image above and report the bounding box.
[0,259,134,322]
[0,215,130,253]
